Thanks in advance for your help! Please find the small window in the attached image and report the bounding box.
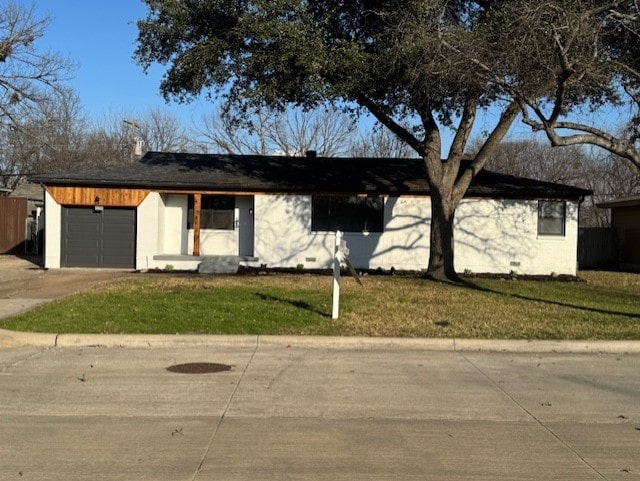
[538,201,566,236]
[312,196,384,233]
[187,195,235,230]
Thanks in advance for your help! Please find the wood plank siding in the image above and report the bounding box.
[47,186,149,207]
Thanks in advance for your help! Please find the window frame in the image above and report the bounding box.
[311,195,384,233]
[537,200,566,237]
[187,195,235,230]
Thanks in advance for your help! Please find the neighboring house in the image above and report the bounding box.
[10,181,45,213]
[597,195,640,272]
[31,151,590,275]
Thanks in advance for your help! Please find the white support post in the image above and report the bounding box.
[332,230,343,320]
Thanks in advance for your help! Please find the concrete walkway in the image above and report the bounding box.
[1,340,639,480]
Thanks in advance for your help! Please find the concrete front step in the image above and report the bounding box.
[152,255,258,274]
[197,255,259,274]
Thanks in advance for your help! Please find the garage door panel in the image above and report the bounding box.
[66,241,100,250]
[102,229,135,240]
[102,245,135,262]
[62,207,135,268]
[67,223,100,235]
[65,254,101,267]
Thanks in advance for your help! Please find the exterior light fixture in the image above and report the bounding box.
[94,196,103,212]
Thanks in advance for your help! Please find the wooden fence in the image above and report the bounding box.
[578,227,617,269]
[0,197,28,254]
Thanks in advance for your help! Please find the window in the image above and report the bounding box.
[537,201,566,236]
[312,196,384,232]
[187,195,235,230]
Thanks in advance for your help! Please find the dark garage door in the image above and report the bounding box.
[62,207,136,268]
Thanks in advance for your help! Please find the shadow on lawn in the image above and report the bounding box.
[255,292,331,318]
[462,281,640,320]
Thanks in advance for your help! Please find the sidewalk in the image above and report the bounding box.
[1,341,639,480]
[4,326,640,353]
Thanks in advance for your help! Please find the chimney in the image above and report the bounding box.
[134,139,145,158]
[306,150,317,158]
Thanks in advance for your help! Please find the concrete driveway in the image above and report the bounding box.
[1,341,639,480]
[0,256,132,318]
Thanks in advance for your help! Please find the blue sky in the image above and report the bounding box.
[29,0,628,153]
[28,1,491,145]
[34,0,211,125]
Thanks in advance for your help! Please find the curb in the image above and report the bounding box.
[0,329,57,348]
[2,329,640,353]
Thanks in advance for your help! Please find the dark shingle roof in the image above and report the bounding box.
[31,151,591,200]
[597,194,640,208]
[9,181,44,201]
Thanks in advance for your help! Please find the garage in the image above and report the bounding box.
[61,207,136,268]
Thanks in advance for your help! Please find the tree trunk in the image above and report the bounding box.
[425,189,461,283]
[419,102,521,283]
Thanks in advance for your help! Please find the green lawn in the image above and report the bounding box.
[1,271,639,339]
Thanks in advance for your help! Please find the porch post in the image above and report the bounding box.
[193,193,201,256]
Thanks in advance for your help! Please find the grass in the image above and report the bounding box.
[1,271,639,339]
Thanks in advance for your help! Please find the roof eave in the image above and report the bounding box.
[597,194,640,208]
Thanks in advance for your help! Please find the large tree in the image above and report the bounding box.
[526,2,640,169]
[0,1,71,121]
[0,1,73,187]
[198,104,355,156]
[131,108,195,153]
[350,124,417,159]
[135,0,629,282]
[0,88,86,189]
[450,1,640,169]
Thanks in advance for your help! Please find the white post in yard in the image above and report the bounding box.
[332,230,343,320]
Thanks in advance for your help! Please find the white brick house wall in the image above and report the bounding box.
[44,191,580,276]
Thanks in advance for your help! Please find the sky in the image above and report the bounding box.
[28,0,630,154]
[34,0,212,127]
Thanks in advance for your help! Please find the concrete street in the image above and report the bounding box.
[1,339,639,480]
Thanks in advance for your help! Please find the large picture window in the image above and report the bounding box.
[188,195,235,230]
[312,196,384,233]
[537,200,566,236]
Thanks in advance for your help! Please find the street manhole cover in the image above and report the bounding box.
[166,362,232,374]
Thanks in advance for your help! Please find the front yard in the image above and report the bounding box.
[1,271,638,339]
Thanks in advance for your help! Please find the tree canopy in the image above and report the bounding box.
[500,1,640,168]
[135,0,638,281]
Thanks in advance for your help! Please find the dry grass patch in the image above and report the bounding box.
[580,270,640,294]
[331,273,640,339]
